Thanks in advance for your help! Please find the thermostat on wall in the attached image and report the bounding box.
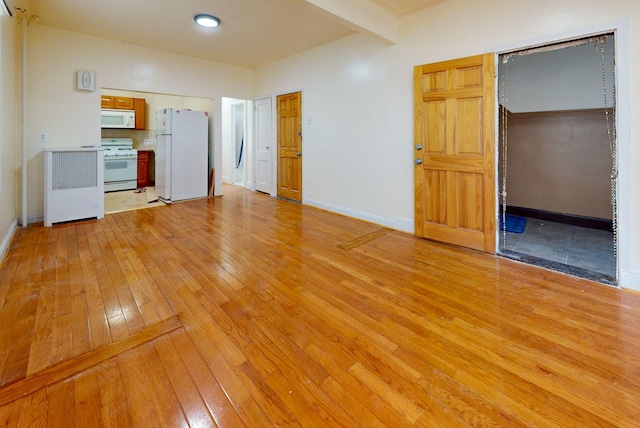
[76,70,95,91]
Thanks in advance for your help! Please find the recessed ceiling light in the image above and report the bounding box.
[194,14,220,28]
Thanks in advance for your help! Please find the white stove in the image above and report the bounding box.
[104,148,138,159]
[101,138,138,191]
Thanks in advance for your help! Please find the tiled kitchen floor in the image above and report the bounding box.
[499,217,617,285]
[104,187,166,213]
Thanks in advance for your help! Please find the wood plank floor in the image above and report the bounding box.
[1,184,640,427]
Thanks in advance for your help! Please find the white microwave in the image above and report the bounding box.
[101,109,135,128]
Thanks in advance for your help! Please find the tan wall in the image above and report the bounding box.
[505,109,613,219]
[0,12,18,253]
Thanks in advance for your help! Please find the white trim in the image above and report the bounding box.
[488,20,626,56]
[28,214,44,224]
[620,271,640,293]
[305,198,414,233]
[21,17,27,227]
[491,20,632,289]
[0,219,17,263]
[1,0,12,17]
[615,21,633,291]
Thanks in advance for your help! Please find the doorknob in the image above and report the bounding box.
[416,144,423,150]
[415,159,422,164]
[296,152,302,156]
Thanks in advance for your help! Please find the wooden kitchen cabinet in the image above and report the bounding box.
[134,98,146,130]
[101,95,135,110]
[137,150,154,188]
[114,97,134,109]
[137,151,149,188]
[101,95,114,108]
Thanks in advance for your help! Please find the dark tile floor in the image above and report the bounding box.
[499,217,617,285]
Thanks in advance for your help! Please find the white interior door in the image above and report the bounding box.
[254,97,273,194]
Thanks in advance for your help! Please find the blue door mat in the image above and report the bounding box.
[500,214,526,233]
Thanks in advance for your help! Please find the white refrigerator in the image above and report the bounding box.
[155,109,209,202]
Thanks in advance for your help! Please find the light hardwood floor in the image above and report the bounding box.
[1,184,639,427]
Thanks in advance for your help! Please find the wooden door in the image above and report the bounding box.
[414,53,496,253]
[277,92,302,201]
[255,97,272,194]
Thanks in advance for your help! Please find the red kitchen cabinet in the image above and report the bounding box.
[137,151,149,189]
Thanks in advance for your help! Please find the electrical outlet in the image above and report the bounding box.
[38,133,48,142]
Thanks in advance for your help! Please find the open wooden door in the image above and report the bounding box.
[414,53,496,253]
[277,92,302,202]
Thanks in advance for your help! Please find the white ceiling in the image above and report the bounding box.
[373,0,446,15]
[9,0,442,68]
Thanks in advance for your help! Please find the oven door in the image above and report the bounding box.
[104,157,137,192]
[105,158,136,182]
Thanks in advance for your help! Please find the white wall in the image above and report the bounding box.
[506,36,615,113]
[0,11,18,260]
[254,0,640,290]
[257,35,412,230]
[24,24,254,220]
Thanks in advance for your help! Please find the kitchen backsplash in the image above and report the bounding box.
[101,128,156,150]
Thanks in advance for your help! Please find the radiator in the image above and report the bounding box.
[44,147,104,226]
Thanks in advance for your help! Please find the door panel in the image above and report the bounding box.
[277,92,302,201]
[414,53,496,253]
[255,97,273,194]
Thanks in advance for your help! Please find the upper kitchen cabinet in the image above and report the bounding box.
[101,95,135,110]
[134,98,146,130]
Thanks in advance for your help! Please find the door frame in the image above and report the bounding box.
[229,99,246,186]
[253,96,273,194]
[491,20,630,286]
[273,88,304,200]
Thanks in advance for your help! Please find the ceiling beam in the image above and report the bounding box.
[304,0,399,45]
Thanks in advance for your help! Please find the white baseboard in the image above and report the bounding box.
[620,270,640,292]
[27,214,44,225]
[302,197,640,291]
[0,219,18,263]
[304,198,414,233]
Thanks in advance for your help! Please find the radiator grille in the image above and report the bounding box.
[52,151,98,190]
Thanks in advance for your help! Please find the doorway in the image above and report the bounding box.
[276,91,303,202]
[222,98,248,188]
[101,88,214,214]
[497,34,617,284]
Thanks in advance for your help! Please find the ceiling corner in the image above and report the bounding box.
[303,0,399,45]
